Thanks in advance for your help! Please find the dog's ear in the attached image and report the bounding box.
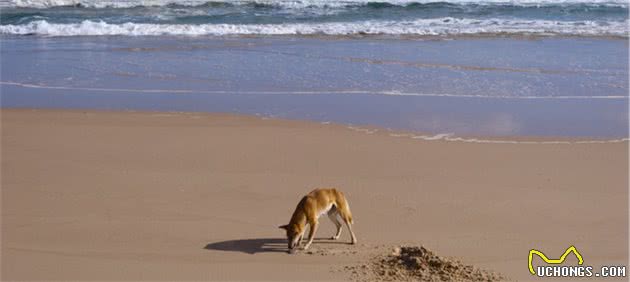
[278,224,289,230]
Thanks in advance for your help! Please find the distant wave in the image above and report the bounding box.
[2,0,628,9]
[1,19,627,36]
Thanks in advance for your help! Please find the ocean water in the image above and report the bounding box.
[0,1,628,139]
[0,0,628,37]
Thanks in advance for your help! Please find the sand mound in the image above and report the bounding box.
[347,246,506,281]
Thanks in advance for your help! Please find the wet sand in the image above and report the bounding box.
[1,109,628,280]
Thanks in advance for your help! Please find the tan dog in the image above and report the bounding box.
[279,188,357,253]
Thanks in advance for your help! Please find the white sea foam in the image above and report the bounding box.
[0,19,627,36]
[1,81,628,100]
[412,133,455,140]
[413,135,630,144]
[347,125,378,134]
[2,0,628,9]
[385,132,630,144]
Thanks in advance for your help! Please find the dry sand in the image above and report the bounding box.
[1,109,628,281]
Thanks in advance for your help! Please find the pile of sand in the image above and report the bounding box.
[347,246,506,281]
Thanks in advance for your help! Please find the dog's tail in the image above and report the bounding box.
[333,189,354,224]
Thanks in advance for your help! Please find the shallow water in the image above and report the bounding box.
[1,36,628,138]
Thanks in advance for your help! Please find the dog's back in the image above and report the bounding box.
[304,188,353,224]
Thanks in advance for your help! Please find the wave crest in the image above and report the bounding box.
[1,19,626,37]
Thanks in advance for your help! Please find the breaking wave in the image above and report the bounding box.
[1,19,627,36]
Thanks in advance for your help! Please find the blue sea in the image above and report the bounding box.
[0,0,628,139]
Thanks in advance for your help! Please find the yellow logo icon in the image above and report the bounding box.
[528,245,584,275]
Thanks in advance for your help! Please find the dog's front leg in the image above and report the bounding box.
[302,220,318,250]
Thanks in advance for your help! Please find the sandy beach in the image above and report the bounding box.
[1,108,627,280]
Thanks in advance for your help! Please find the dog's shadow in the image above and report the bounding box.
[204,238,347,254]
[204,238,287,254]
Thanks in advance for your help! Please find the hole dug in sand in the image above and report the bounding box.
[347,246,506,281]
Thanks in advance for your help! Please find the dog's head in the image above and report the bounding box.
[278,224,301,253]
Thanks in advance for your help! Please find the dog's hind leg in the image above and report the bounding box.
[327,206,343,240]
[337,205,357,245]
[333,190,357,244]
[340,215,356,245]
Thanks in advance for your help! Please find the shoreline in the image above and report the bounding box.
[4,107,629,143]
[2,108,627,280]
